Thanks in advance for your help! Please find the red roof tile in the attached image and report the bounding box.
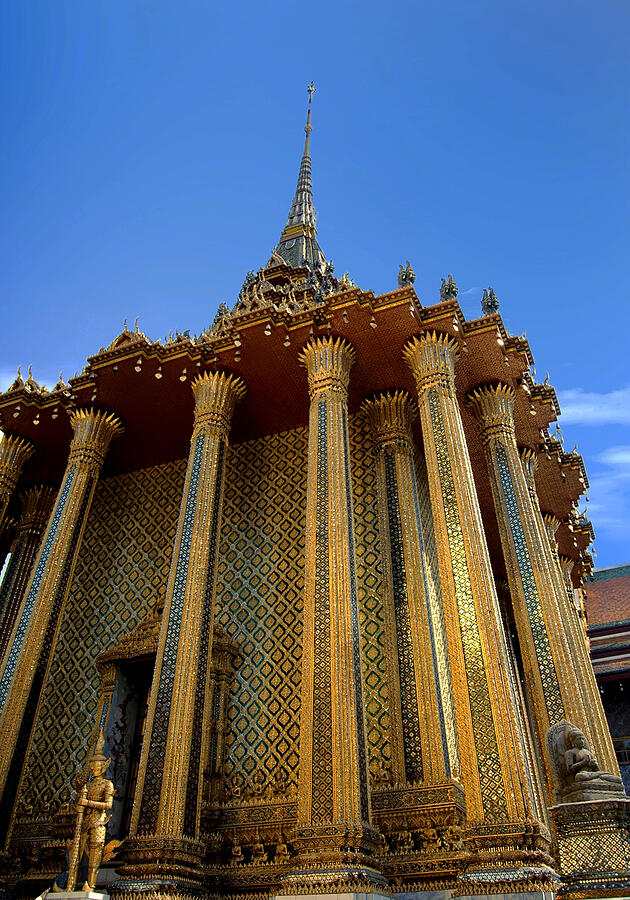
[584,575,630,626]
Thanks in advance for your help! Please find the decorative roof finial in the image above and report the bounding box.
[304,82,315,155]
[398,260,416,287]
[481,286,499,315]
[440,274,458,301]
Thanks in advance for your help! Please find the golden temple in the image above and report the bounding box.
[0,86,628,900]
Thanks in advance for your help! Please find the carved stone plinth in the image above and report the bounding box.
[454,819,559,897]
[111,834,209,900]
[550,799,630,898]
[280,821,388,896]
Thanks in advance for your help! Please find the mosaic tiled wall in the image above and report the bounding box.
[17,414,394,806]
[348,415,391,770]
[19,459,186,805]
[215,427,308,788]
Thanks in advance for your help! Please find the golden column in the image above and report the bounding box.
[127,372,245,866]
[0,434,34,532]
[403,334,553,887]
[0,409,122,846]
[520,448,618,775]
[290,337,383,893]
[362,391,458,786]
[0,485,56,662]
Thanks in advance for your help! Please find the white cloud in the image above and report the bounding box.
[557,386,630,426]
[587,445,630,538]
[598,446,630,469]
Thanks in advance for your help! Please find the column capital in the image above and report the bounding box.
[519,446,539,491]
[191,370,246,436]
[68,408,124,473]
[362,390,416,453]
[17,485,56,536]
[402,331,458,397]
[467,382,516,446]
[299,336,355,399]
[0,434,35,497]
[542,512,561,543]
[558,554,574,577]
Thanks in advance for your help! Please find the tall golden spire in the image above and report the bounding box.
[274,82,326,270]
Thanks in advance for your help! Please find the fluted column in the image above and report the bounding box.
[0,409,123,847]
[403,334,551,876]
[363,391,458,786]
[0,485,56,662]
[467,385,590,798]
[0,434,34,532]
[548,519,617,775]
[520,450,618,775]
[128,371,245,860]
[291,337,382,889]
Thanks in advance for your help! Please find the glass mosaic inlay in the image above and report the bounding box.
[0,466,76,712]
[428,388,508,820]
[383,449,423,783]
[495,442,565,724]
[137,431,206,833]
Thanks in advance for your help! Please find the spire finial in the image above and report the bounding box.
[304,82,315,155]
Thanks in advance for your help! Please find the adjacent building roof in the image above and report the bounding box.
[584,566,630,626]
[584,565,630,678]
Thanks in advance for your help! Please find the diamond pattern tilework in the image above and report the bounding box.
[383,449,423,782]
[19,415,391,805]
[215,428,308,788]
[348,414,391,766]
[19,459,186,805]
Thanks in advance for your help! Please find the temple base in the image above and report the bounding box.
[278,893,391,900]
[550,798,630,898]
[46,893,110,900]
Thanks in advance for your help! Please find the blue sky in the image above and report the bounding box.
[1,0,629,567]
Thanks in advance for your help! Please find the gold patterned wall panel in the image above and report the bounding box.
[19,459,186,805]
[18,416,393,807]
[215,427,308,789]
[348,414,391,768]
